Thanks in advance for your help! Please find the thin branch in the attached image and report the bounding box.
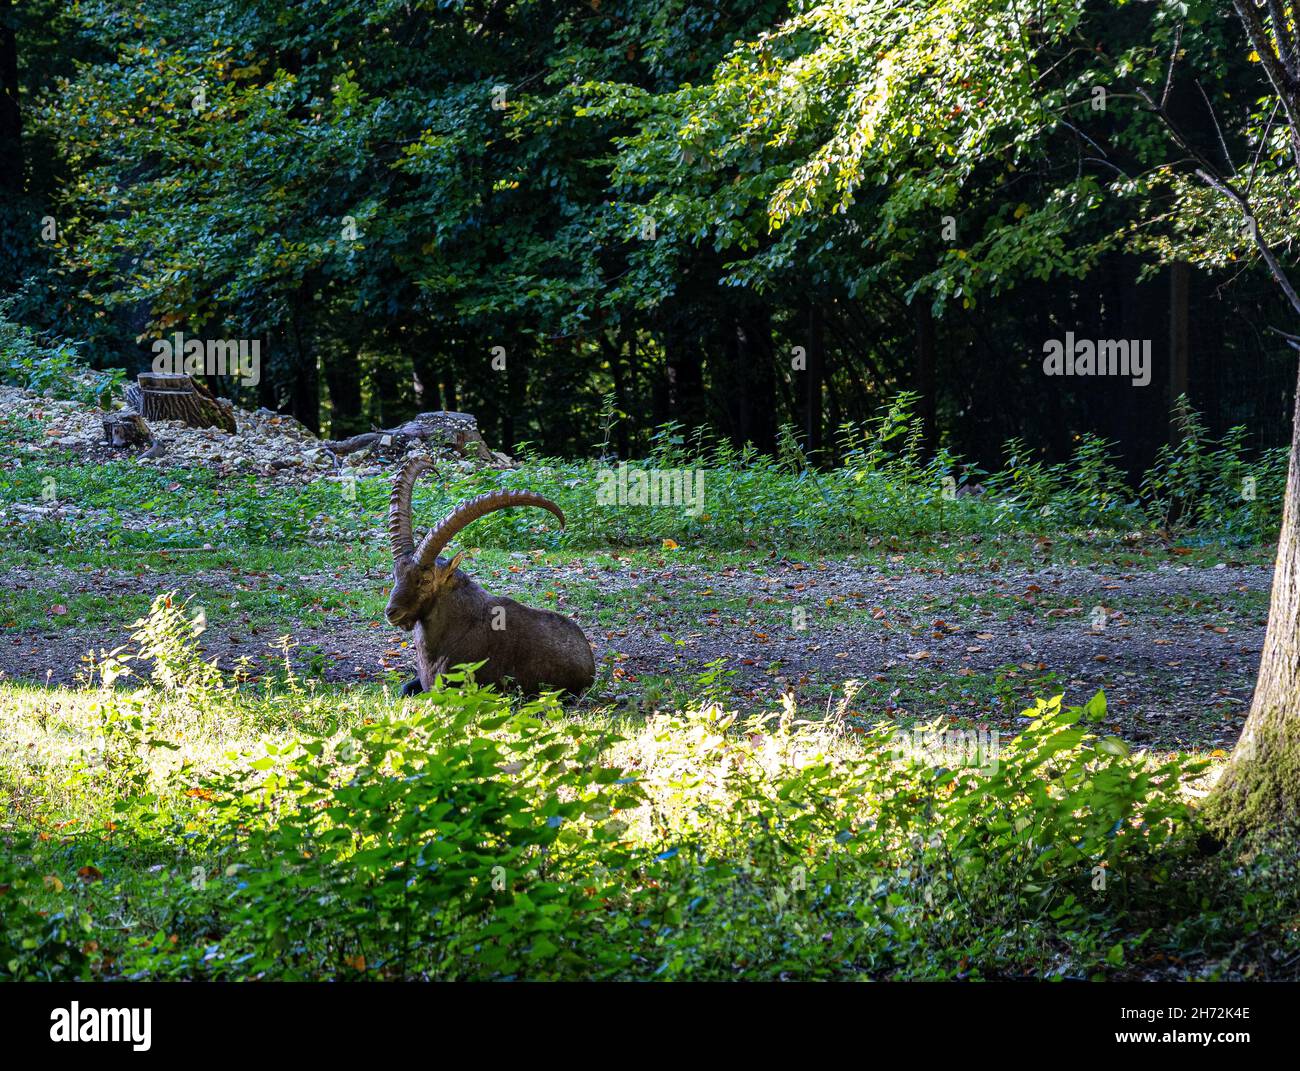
[1196,79,1237,174]
[1246,98,1282,197]
[1133,81,1300,319]
[1058,118,1111,159]
[1235,0,1300,98]
[1082,155,1131,179]
[1161,22,1185,109]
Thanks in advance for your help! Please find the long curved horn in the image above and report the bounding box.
[414,489,565,567]
[389,457,432,560]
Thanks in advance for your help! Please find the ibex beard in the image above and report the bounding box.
[385,458,596,697]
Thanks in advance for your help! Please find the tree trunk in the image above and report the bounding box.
[663,325,705,431]
[289,298,320,433]
[103,409,152,449]
[501,346,522,453]
[409,327,446,416]
[1208,369,1300,837]
[124,373,236,432]
[321,410,500,463]
[1196,2,1300,837]
[1169,261,1190,442]
[805,304,825,458]
[611,324,631,457]
[734,309,776,452]
[323,346,365,438]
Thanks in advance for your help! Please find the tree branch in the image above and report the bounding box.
[1235,0,1300,100]
[1266,0,1297,76]
[1134,82,1300,320]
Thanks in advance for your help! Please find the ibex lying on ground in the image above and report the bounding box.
[385,458,596,697]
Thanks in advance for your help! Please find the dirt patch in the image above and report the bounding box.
[1,554,1267,751]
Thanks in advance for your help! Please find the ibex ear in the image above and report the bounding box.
[435,551,465,582]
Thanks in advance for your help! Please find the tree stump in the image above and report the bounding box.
[124,373,236,433]
[102,409,153,449]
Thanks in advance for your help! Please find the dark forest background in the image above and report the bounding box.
[2,0,1294,474]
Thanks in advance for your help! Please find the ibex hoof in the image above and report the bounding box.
[399,676,424,697]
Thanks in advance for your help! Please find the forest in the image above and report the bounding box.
[2,0,1300,1026]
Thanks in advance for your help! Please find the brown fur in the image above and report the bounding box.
[384,464,595,697]
[387,555,595,696]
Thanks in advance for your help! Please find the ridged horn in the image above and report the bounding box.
[388,457,432,560]
[414,489,565,567]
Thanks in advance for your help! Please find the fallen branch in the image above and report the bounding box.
[320,411,496,462]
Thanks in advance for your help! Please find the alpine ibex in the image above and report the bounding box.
[385,458,596,697]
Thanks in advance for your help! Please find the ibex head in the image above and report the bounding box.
[384,458,566,631]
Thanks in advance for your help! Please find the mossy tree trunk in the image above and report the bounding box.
[1208,377,1300,836]
[1168,2,1300,838]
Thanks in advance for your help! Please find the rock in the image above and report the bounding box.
[4,383,510,500]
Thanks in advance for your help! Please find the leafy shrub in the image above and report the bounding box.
[0,585,1263,981]
[0,302,125,407]
[101,636,1205,980]
[1143,397,1289,540]
[618,690,1201,979]
[0,845,92,980]
[127,592,226,698]
[144,672,643,980]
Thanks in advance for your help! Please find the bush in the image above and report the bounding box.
[110,656,1205,980]
[0,302,125,408]
[0,846,92,981]
[142,671,643,980]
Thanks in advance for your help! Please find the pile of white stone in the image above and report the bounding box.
[3,383,513,485]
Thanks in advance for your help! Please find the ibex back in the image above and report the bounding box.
[384,458,595,697]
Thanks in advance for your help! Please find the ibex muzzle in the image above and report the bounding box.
[385,458,596,697]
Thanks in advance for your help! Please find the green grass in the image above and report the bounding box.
[1,392,1289,564]
[2,392,1296,981]
[2,608,1296,982]
[0,583,378,633]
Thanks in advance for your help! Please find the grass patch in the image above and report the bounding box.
[2,597,1298,981]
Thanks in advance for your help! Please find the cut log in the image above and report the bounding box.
[124,373,237,433]
[102,409,153,449]
[321,411,496,461]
